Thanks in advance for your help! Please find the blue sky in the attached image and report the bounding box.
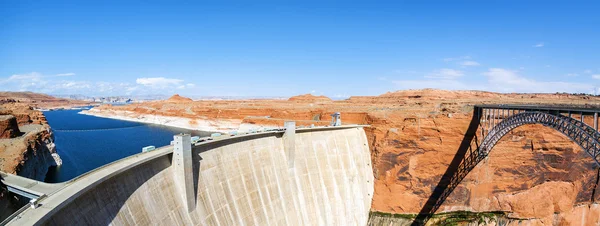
[1,1,600,97]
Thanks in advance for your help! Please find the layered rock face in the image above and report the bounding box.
[0,92,81,221]
[368,112,600,225]
[82,90,600,225]
[3,125,61,180]
[288,94,333,103]
[0,115,20,139]
[0,94,71,179]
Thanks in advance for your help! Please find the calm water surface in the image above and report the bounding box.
[43,109,211,183]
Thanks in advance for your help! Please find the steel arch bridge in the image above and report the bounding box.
[412,105,600,225]
[480,112,600,165]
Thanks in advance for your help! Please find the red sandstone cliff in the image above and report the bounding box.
[288,94,333,103]
[0,92,84,221]
[0,116,20,139]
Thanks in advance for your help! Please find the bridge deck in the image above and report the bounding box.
[476,104,600,114]
[0,173,62,199]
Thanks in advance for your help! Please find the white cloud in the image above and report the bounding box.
[392,67,469,91]
[136,77,184,88]
[483,68,592,93]
[443,56,471,62]
[134,77,196,92]
[62,81,89,88]
[7,72,43,81]
[533,42,544,47]
[460,61,480,66]
[584,69,593,74]
[391,68,594,94]
[394,70,418,74]
[392,79,470,90]
[177,83,196,89]
[484,68,529,86]
[592,74,600,80]
[425,68,464,79]
[445,56,480,67]
[566,73,579,77]
[3,72,76,83]
[1,72,47,88]
[1,73,196,96]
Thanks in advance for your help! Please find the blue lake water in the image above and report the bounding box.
[43,109,211,183]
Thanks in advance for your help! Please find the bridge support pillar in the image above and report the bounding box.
[172,134,195,212]
[284,121,296,168]
[595,113,598,130]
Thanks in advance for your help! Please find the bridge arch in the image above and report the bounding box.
[412,108,600,225]
[479,111,600,166]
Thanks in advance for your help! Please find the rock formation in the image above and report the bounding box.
[0,115,20,139]
[0,92,84,221]
[166,94,193,103]
[288,93,333,102]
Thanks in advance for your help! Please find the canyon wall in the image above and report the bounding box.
[367,111,600,225]
[0,103,62,180]
[0,92,80,221]
[0,115,20,139]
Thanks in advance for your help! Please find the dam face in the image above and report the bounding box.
[9,126,374,225]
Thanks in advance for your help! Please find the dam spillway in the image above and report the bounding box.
[6,125,374,225]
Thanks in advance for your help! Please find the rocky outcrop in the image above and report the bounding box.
[0,124,62,222]
[368,113,600,225]
[0,124,62,221]
[288,93,332,102]
[0,105,47,126]
[0,115,20,139]
[0,92,89,109]
[10,126,61,180]
[166,94,193,103]
[0,92,75,221]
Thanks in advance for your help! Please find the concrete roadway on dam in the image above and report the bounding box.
[4,124,374,226]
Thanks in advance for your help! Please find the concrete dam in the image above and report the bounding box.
[4,124,374,225]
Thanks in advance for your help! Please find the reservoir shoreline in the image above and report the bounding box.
[43,109,212,183]
[80,108,275,133]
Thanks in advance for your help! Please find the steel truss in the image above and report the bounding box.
[412,106,600,225]
[480,111,600,166]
